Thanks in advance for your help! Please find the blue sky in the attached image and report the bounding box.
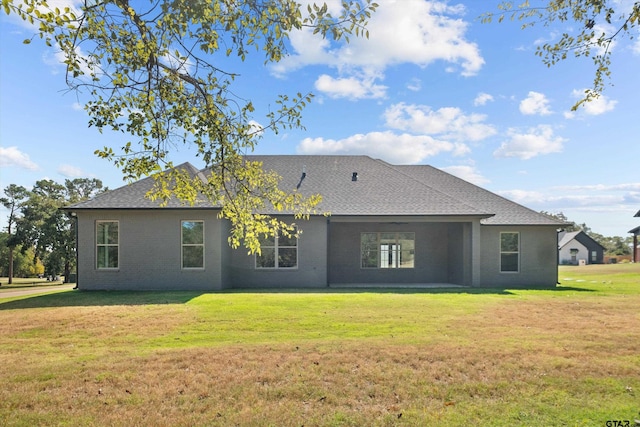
[1,0,639,238]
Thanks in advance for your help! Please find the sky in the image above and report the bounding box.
[1,0,639,238]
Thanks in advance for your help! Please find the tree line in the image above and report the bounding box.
[1,179,104,284]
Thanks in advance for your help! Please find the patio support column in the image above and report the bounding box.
[471,220,481,287]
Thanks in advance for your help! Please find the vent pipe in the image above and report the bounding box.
[352,172,358,182]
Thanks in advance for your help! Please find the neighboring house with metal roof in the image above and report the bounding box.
[558,230,605,265]
[65,155,566,290]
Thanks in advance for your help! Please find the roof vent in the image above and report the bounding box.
[352,172,358,182]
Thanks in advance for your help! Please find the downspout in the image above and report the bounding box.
[556,229,562,285]
[326,217,331,287]
[72,212,79,290]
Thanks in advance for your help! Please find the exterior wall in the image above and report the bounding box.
[559,240,589,265]
[74,209,560,290]
[76,209,224,290]
[479,225,559,288]
[327,221,471,285]
[574,234,604,264]
[226,216,328,288]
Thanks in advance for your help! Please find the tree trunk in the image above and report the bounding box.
[64,261,71,284]
[7,247,14,285]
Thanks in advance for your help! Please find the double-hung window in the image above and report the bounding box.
[361,232,415,269]
[182,220,204,269]
[256,229,298,269]
[500,232,519,273]
[96,221,119,269]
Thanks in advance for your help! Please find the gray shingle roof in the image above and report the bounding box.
[558,231,581,248]
[249,155,489,216]
[558,230,605,249]
[67,162,214,210]
[66,155,565,226]
[395,164,563,226]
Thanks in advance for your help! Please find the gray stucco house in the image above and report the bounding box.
[65,155,565,290]
[558,230,605,265]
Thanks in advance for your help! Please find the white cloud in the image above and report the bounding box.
[248,120,265,137]
[473,92,494,106]
[493,125,566,159]
[296,131,460,164]
[440,164,490,185]
[590,23,618,55]
[553,183,640,192]
[406,78,422,92]
[383,103,496,142]
[0,146,39,170]
[565,89,617,117]
[273,0,484,93]
[57,164,87,178]
[499,186,640,209]
[519,91,552,115]
[43,44,98,77]
[314,73,387,100]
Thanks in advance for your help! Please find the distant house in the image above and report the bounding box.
[64,155,566,290]
[630,209,640,263]
[558,230,605,265]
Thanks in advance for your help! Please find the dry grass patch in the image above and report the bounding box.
[1,265,639,426]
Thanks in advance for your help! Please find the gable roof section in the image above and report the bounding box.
[67,162,214,210]
[558,231,580,248]
[558,230,605,250]
[66,155,565,227]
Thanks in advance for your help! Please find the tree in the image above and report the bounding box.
[482,1,640,110]
[3,0,378,253]
[0,233,45,278]
[0,184,28,284]
[16,178,104,281]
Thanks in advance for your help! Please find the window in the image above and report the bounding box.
[96,221,119,269]
[570,248,579,263]
[182,220,204,269]
[591,250,597,262]
[256,229,297,269]
[500,232,519,273]
[361,232,415,269]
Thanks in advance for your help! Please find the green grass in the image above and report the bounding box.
[0,264,638,426]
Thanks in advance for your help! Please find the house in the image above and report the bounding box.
[64,155,566,290]
[630,209,640,263]
[557,230,605,265]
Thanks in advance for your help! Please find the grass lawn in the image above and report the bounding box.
[0,277,65,288]
[0,264,638,426]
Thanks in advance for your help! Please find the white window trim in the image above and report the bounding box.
[255,231,298,270]
[499,231,520,273]
[360,232,415,269]
[96,220,119,270]
[181,220,205,270]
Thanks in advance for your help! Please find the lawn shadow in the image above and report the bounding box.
[0,290,204,310]
[0,284,596,310]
